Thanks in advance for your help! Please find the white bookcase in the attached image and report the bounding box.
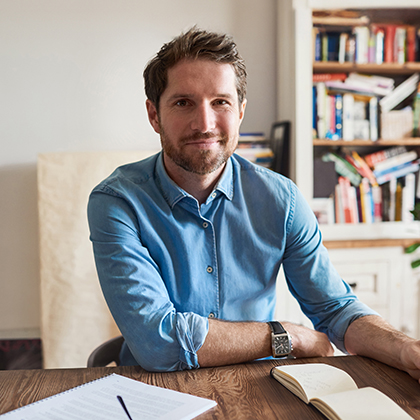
[275,0,420,338]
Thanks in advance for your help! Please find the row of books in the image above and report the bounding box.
[317,146,420,224]
[333,172,416,224]
[235,132,273,168]
[313,23,420,64]
[313,72,420,140]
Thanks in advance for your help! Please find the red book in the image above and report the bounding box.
[338,176,352,223]
[382,24,396,63]
[313,73,347,82]
[406,25,416,62]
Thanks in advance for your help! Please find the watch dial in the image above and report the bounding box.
[274,335,290,354]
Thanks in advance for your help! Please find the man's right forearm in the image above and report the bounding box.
[197,319,334,368]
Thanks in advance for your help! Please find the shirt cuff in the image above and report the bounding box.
[175,312,209,370]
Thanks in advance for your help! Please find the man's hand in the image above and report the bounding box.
[197,319,334,368]
[345,315,420,383]
[400,339,420,383]
[282,322,334,358]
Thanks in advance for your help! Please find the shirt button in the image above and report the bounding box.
[206,266,213,273]
[209,312,216,318]
[202,222,209,228]
[211,192,217,198]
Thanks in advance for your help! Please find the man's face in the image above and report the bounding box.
[146,59,246,175]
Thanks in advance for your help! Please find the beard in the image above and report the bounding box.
[159,125,238,175]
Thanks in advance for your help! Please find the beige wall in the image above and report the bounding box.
[0,0,277,338]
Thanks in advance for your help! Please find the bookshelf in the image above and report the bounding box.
[275,1,420,339]
[277,0,420,242]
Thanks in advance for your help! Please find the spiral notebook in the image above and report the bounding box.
[1,373,216,419]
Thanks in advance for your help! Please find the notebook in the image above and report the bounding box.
[1,373,216,419]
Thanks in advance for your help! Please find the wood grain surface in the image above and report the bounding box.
[1,356,419,419]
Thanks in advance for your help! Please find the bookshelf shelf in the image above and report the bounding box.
[313,138,420,146]
[320,220,420,242]
[313,62,420,75]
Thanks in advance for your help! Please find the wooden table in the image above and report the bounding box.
[1,356,420,419]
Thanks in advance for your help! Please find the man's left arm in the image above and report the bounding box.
[344,314,420,383]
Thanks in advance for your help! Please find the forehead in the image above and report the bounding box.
[163,59,237,97]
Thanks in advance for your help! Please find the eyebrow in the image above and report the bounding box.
[166,93,235,101]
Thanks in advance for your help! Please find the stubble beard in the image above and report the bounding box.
[159,125,238,175]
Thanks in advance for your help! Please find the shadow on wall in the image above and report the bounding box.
[0,164,40,337]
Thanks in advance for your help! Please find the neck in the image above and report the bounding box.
[163,153,226,204]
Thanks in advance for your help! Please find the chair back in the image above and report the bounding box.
[270,121,291,178]
[87,335,124,367]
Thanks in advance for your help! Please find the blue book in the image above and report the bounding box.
[334,94,343,139]
[327,32,341,62]
[314,29,321,61]
[374,159,418,178]
[376,160,420,185]
[313,85,317,134]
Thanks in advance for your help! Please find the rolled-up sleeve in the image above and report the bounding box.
[282,186,378,353]
[88,189,208,371]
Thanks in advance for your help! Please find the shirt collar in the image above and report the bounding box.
[155,151,234,208]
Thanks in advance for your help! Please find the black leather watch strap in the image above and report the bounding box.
[267,321,286,335]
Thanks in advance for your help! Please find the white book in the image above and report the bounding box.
[369,97,378,141]
[375,30,384,64]
[317,82,327,139]
[0,373,217,420]
[380,73,419,113]
[389,177,397,222]
[402,173,416,222]
[342,93,354,141]
[338,33,347,64]
[373,150,418,173]
[395,27,406,64]
[347,73,394,90]
[354,26,369,64]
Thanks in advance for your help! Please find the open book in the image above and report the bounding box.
[271,363,412,420]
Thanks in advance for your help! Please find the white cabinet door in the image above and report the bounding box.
[275,246,419,338]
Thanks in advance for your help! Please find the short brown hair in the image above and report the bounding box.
[143,27,247,111]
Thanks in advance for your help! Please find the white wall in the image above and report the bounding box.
[0,0,277,338]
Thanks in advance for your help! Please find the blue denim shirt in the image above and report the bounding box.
[88,152,376,371]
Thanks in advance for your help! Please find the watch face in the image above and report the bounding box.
[274,334,290,355]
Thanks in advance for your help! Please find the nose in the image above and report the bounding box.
[190,103,216,133]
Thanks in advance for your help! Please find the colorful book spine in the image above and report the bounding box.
[364,146,407,168]
[342,93,355,141]
[312,73,347,82]
[406,26,417,63]
[373,150,418,173]
[376,160,420,185]
[352,151,378,186]
[322,152,362,186]
[335,94,343,139]
[383,24,396,63]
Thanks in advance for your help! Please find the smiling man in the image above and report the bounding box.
[88,28,420,380]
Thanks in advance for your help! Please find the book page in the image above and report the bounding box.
[272,363,358,403]
[311,387,412,420]
[1,374,216,420]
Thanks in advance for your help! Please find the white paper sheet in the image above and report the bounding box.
[1,374,216,420]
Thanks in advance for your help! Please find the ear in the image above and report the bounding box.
[238,99,247,127]
[146,99,161,134]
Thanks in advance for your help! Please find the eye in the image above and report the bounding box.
[175,99,188,107]
[214,99,228,106]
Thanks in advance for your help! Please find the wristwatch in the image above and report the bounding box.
[267,321,293,358]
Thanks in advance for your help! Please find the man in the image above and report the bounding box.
[88,28,420,380]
